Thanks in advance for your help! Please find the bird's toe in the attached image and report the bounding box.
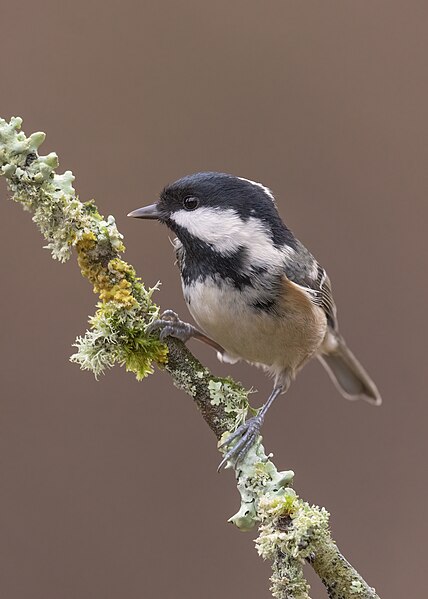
[217,415,263,471]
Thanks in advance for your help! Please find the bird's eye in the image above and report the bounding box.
[183,196,199,211]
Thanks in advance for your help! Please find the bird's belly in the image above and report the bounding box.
[183,279,326,371]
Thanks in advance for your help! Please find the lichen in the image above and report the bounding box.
[255,492,330,598]
[0,116,166,380]
[350,579,365,595]
[256,497,330,562]
[218,432,295,531]
[270,552,310,599]
[71,298,168,380]
[208,377,251,429]
[171,363,199,396]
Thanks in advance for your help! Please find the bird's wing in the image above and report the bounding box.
[310,264,338,330]
[283,245,338,330]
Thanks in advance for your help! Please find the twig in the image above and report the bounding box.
[0,116,380,599]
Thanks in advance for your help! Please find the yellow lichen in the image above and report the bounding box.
[76,235,138,308]
[77,230,97,248]
[99,279,137,308]
[108,257,135,276]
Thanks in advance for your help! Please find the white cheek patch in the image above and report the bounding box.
[171,206,291,268]
[171,207,243,253]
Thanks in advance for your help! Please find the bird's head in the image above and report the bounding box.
[128,172,294,255]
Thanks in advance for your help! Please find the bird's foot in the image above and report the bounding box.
[218,413,264,471]
[147,310,196,342]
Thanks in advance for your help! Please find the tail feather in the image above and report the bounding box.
[318,335,382,405]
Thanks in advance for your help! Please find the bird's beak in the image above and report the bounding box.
[127,203,160,220]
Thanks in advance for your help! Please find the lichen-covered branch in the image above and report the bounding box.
[0,116,380,599]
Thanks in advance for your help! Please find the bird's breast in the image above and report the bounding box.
[182,275,327,373]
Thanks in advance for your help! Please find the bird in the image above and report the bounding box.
[128,172,381,469]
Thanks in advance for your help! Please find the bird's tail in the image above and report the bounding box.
[318,334,382,405]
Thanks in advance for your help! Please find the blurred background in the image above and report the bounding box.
[1,2,426,597]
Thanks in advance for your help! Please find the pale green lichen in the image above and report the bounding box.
[350,579,365,595]
[217,426,329,597]
[0,116,167,380]
[218,432,295,531]
[208,377,252,429]
[256,496,330,561]
[270,552,310,599]
[255,490,330,598]
[208,380,225,404]
[212,381,295,535]
[171,363,199,396]
[71,289,167,380]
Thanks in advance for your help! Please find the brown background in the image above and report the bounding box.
[0,2,426,598]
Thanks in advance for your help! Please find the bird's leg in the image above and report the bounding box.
[147,310,225,355]
[217,384,284,471]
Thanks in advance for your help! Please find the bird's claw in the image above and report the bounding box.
[217,414,264,471]
[147,310,196,343]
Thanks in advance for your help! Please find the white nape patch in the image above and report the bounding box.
[237,176,276,203]
[171,206,291,267]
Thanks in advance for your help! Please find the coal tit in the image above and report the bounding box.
[129,172,381,468]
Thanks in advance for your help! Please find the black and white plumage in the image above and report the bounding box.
[129,172,381,467]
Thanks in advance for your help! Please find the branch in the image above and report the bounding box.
[0,116,380,599]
